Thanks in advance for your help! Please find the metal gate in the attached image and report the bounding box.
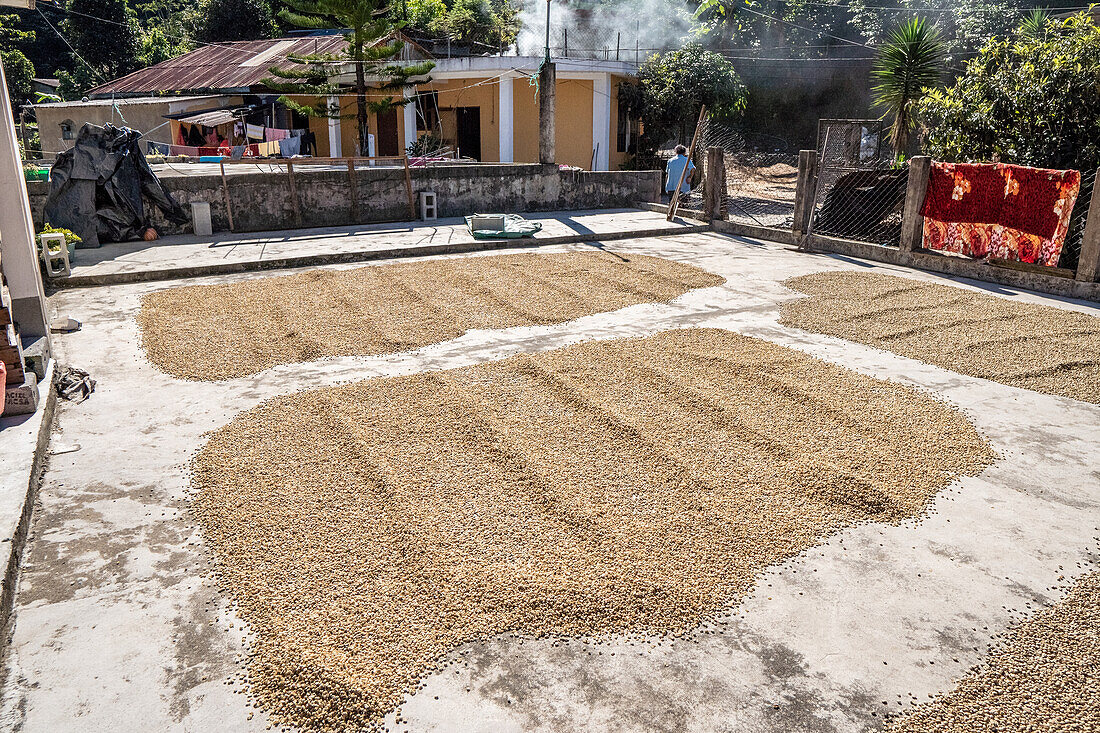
[808,119,907,246]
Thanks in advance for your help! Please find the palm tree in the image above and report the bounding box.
[1018,8,1050,39]
[871,17,945,157]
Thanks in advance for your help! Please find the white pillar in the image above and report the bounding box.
[0,57,49,339]
[403,86,417,155]
[498,73,513,163]
[591,73,611,171]
[327,95,341,158]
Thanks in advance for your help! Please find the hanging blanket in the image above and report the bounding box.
[920,162,1081,267]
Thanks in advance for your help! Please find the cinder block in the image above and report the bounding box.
[21,336,48,380]
[191,201,213,237]
[4,372,38,417]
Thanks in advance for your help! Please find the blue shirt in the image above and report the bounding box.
[665,154,695,193]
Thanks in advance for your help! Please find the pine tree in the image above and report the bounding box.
[264,0,433,156]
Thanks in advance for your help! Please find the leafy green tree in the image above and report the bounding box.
[194,0,278,42]
[137,25,191,65]
[620,42,746,153]
[265,0,434,156]
[8,8,69,78]
[441,0,518,50]
[919,11,1100,170]
[0,13,34,108]
[61,0,141,81]
[871,17,944,156]
[2,48,33,108]
[404,0,445,31]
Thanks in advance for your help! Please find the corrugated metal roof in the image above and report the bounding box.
[87,35,350,96]
[175,108,240,126]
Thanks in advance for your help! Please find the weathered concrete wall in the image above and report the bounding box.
[27,164,662,237]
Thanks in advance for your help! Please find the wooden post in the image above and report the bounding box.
[1075,168,1100,282]
[538,62,556,164]
[286,160,302,228]
[899,155,932,252]
[791,149,818,236]
[346,158,359,223]
[219,161,235,232]
[703,146,726,221]
[403,156,416,220]
[667,105,706,221]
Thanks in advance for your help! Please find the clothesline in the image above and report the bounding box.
[149,133,313,159]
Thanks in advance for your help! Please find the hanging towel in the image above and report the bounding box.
[278,136,302,158]
[246,123,264,140]
[256,140,280,156]
[147,141,171,156]
[231,145,246,160]
[290,128,306,137]
[265,127,289,142]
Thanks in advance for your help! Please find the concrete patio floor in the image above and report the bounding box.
[2,230,1099,732]
[56,209,706,287]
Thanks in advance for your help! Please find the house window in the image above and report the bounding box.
[416,92,439,133]
[616,112,636,154]
[61,120,74,140]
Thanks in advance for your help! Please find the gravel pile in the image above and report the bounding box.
[192,328,994,731]
[781,271,1100,404]
[138,251,724,381]
[888,570,1100,732]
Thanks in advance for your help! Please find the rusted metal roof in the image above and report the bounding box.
[87,35,350,97]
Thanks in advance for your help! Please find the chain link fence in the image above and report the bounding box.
[1059,166,1096,271]
[668,119,798,228]
[808,119,906,247]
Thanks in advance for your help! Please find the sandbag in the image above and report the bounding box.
[44,123,188,247]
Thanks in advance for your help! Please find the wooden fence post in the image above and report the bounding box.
[791,149,818,237]
[899,155,931,253]
[1075,168,1100,282]
[704,146,726,221]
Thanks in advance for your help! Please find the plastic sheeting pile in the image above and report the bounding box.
[44,123,188,247]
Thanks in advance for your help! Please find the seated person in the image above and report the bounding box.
[665,145,695,200]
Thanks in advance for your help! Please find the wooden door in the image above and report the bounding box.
[455,107,481,161]
[377,107,400,157]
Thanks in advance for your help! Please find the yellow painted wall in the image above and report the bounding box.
[513,79,539,163]
[334,93,412,157]
[421,78,500,161]
[555,79,594,169]
[500,77,595,168]
[311,76,619,167]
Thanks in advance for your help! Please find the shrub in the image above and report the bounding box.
[919,11,1100,170]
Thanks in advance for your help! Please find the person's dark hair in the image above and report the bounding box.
[674,145,687,155]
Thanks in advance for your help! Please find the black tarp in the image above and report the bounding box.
[44,123,188,248]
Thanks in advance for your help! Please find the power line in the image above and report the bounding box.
[35,5,109,83]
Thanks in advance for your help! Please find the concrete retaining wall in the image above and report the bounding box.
[27,164,662,238]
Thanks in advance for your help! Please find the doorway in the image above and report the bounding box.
[377,107,400,157]
[455,107,481,161]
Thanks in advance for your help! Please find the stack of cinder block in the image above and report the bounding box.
[0,279,43,417]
